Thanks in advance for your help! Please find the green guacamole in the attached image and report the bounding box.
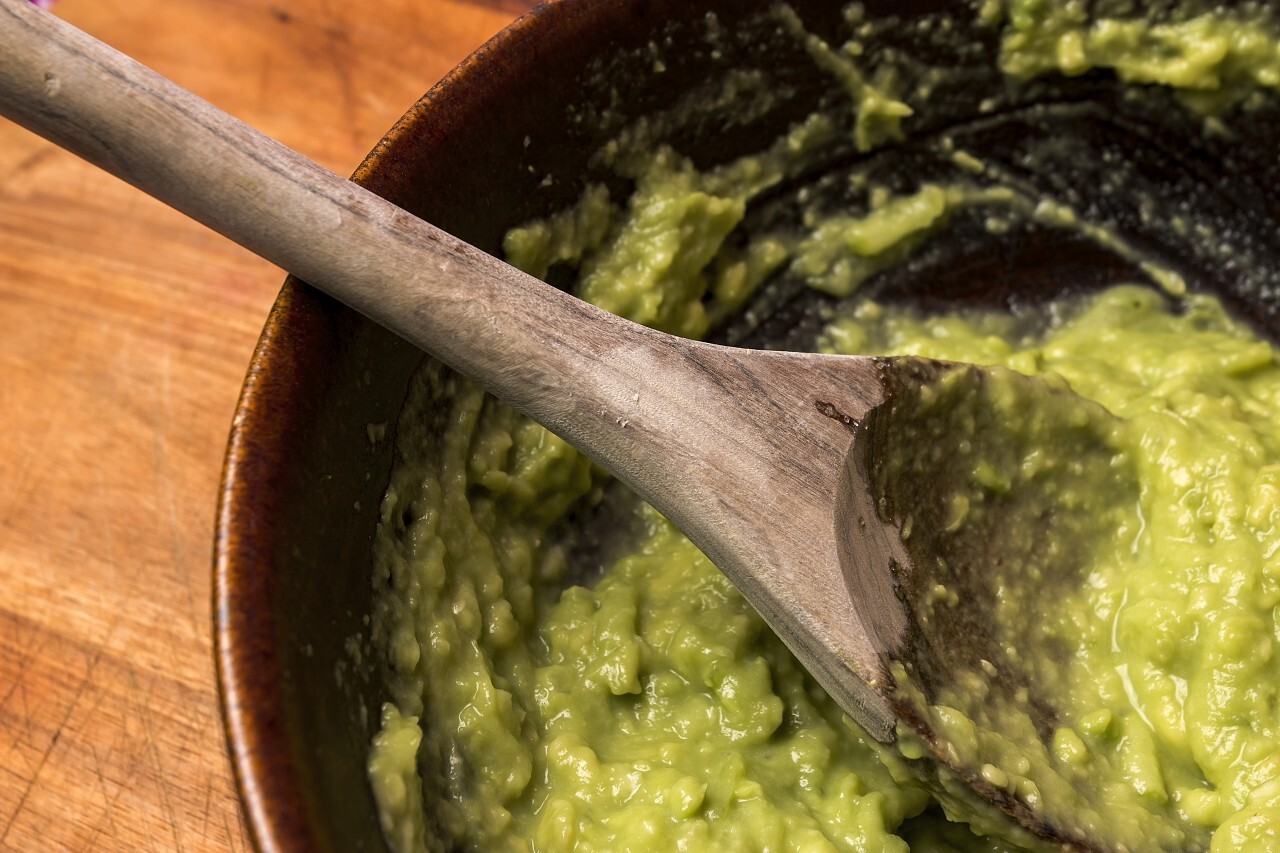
[829,288,1280,851]
[365,2,1280,851]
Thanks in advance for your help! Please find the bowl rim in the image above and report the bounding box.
[212,3,571,849]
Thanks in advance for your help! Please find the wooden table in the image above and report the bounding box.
[0,0,530,847]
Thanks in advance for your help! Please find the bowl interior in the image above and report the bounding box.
[216,1,1280,850]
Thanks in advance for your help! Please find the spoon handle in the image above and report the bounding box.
[0,0,634,410]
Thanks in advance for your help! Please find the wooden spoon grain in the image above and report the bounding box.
[0,2,1128,849]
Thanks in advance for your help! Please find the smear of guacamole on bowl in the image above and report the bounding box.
[365,1,1280,850]
[996,0,1280,112]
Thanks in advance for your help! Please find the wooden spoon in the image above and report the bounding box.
[0,3,1142,849]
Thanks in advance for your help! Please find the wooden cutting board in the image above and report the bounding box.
[0,0,530,847]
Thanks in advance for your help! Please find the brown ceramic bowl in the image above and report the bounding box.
[215,1,1280,850]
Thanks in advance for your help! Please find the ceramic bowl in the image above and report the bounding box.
[214,1,1280,849]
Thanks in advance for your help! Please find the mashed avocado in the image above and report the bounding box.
[830,287,1280,852]
[995,0,1280,112]
[366,2,1280,850]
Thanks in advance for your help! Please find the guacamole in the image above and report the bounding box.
[829,287,1280,852]
[365,2,1280,850]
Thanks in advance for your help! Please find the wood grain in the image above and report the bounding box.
[0,0,527,848]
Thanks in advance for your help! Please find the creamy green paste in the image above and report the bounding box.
[365,2,1280,851]
[832,288,1280,852]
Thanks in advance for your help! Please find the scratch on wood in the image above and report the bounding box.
[319,0,361,150]
[3,147,56,187]
[151,344,201,644]
[0,638,103,846]
[131,667,185,852]
[83,744,127,848]
[199,781,215,845]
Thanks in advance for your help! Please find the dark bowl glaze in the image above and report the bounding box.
[215,1,1280,850]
